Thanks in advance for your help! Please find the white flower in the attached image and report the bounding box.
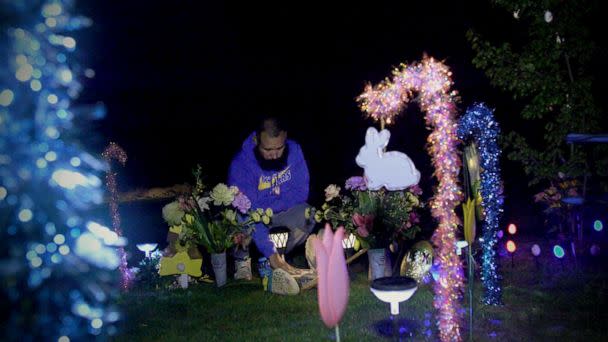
[513,10,520,19]
[556,34,562,44]
[324,184,341,202]
[197,196,211,211]
[544,11,553,23]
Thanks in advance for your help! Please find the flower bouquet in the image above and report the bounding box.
[313,176,424,250]
[312,176,424,280]
[164,165,272,286]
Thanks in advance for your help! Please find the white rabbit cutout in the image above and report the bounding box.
[355,126,421,191]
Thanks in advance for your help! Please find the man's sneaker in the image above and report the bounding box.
[305,234,317,270]
[306,227,327,269]
[234,258,252,281]
[269,268,300,295]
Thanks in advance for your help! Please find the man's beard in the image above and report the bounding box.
[254,144,289,171]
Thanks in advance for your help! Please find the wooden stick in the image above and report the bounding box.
[300,248,369,291]
[346,248,368,264]
[104,183,192,203]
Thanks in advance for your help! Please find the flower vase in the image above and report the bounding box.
[368,248,392,281]
[211,252,227,287]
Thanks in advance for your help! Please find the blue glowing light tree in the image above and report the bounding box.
[1,1,121,340]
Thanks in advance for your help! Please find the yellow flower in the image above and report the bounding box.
[305,207,311,219]
[321,203,329,210]
[162,201,185,226]
[184,214,194,224]
[211,183,235,206]
[224,210,237,224]
[251,212,261,222]
[265,208,273,217]
[475,192,483,206]
[353,237,361,251]
[262,215,270,225]
[406,192,420,207]
[314,211,323,223]
[169,225,183,235]
[462,198,476,245]
[256,208,264,215]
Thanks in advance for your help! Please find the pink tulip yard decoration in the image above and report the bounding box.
[358,56,464,341]
[313,224,350,341]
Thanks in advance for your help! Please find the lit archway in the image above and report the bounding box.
[358,56,464,341]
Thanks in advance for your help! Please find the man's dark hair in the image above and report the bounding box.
[256,116,286,139]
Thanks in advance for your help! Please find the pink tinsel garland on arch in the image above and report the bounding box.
[102,142,133,290]
[358,56,464,342]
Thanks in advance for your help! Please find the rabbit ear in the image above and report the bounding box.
[365,127,379,145]
[378,129,391,146]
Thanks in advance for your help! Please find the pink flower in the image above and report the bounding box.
[409,212,420,224]
[352,213,374,238]
[233,232,245,246]
[177,196,196,211]
[567,188,578,197]
[408,184,423,195]
[232,192,251,214]
[345,176,367,191]
[356,226,369,238]
[312,224,350,328]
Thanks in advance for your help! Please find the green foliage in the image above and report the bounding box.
[133,254,174,290]
[377,190,421,241]
[467,0,606,186]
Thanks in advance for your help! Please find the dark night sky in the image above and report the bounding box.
[72,1,594,245]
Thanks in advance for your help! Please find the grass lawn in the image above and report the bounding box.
[116,240,608,341]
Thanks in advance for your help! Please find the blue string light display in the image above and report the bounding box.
[1,1,121,339]
[457,103,504,305]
